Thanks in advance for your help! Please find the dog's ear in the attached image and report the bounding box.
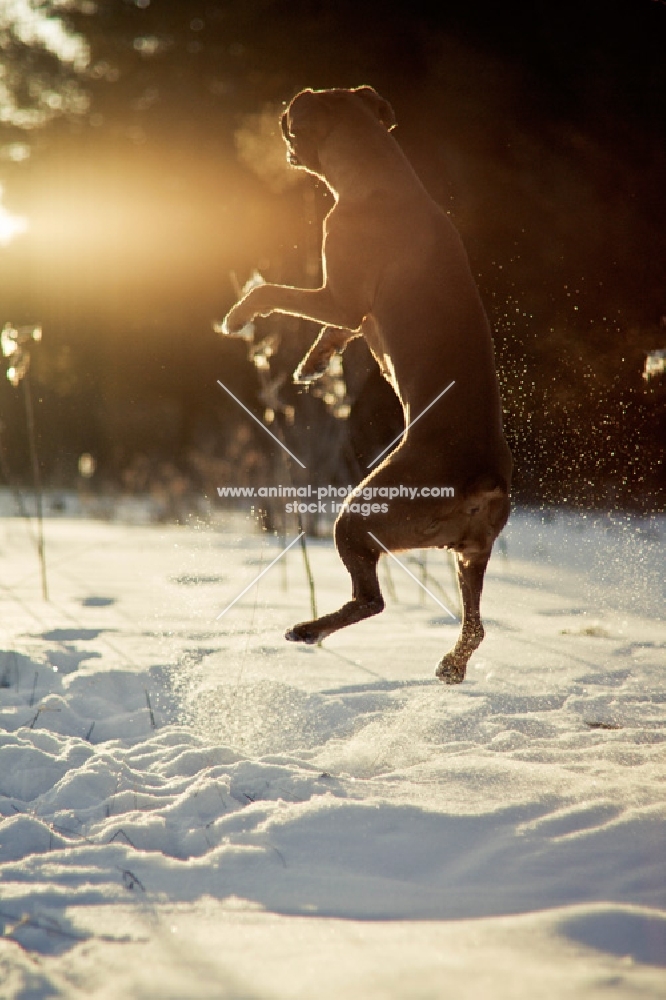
[353,86,397,131]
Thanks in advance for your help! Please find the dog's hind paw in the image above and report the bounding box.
[285,623,319,644]
[435,654,467,685]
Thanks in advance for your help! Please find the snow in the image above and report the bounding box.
[0,507,664,997]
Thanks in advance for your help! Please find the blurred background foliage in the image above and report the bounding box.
[0,0,664,513]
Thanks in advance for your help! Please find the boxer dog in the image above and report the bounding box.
[223,86,512,683]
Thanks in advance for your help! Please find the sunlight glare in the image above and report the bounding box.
[0,187,28,246]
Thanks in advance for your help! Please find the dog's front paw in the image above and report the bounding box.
[216,304,255,339]
[293,355,330,384]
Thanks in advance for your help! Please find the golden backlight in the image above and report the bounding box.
[3,137,289,327]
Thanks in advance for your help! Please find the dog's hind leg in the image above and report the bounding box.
[436,484,509,684]
[293,326,360,384]
[435,550,489,685]
[285,513,384,644]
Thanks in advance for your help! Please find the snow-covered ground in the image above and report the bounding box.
[1,506,664,998]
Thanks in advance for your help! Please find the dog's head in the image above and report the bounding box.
[280,86,397,178]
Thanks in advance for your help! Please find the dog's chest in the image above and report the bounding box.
[324,198,418,306]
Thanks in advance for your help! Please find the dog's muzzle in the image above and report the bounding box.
[281,112,302,167]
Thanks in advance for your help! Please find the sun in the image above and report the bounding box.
[0,186,28,246]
